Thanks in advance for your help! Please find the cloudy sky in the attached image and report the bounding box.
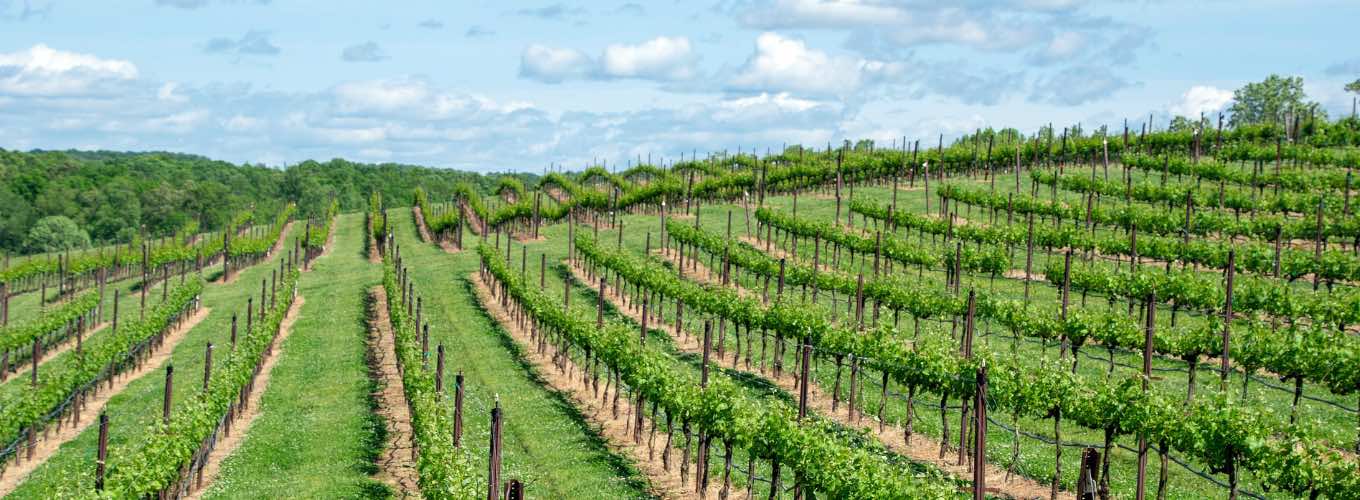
[1,0,1357,172]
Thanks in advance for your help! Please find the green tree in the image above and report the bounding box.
[1227,74,1321,127]
[24,215,90,253]
[1169,115,1211,132]
[1346,78,1360,95]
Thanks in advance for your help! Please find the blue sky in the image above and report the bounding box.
[1,0,1357,172]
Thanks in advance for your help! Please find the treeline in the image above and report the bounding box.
[0,149,537,255]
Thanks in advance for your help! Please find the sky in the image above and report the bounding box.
[0,0,1357,172]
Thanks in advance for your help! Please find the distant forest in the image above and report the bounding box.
[0,149,537,255]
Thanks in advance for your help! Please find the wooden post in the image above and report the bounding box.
[798,341,811,420]
[203,343,213,391]
[507,480,524,500]
[163,364,174,425]
[597,277,606,329]
[973,363,988,500]
[435,345,446,393]
[701,321,712,387]
[1137,292,1155,500]
[1077,448,1099,500]
[0,281,7,327]
[1313,197,1325,290]
[31,338,40,386]
[487,401,503,500]
[96,413,109,491]
[113,289,119,332]
[1221,250,1235,390]
[454,371,465,447]
[230,314,237,349]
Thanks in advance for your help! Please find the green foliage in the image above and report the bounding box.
[99,273,293,497]
[0,149,518,255]
[0,289,100,356]
[1227,74,1323,127]
[0,278,203,462]
[481,243,965,499]
[24,215,90,253]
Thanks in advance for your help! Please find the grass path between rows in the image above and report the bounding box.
[390,209,655,498]
[202,213,388,499]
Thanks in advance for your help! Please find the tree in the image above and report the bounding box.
[1169,115,1211,132]
[1227,74,1321,127]
[24,215,90,253]
[1346,79,1360,95]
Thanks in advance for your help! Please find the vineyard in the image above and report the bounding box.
[1,121,1360,500]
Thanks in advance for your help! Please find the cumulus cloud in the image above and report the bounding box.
[203,30,280,57]
[341,42,388,62]
[1169,85,1233,117]
[0,44,138,96]
[728,32,900,96]
[736,0,1044,52]
[519,37,698,83]
[1030,65,1130,105]
[601,37,696,80]
[157,82,188,103]
[518,44,594,83]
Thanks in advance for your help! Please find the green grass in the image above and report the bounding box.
[385,209,655,498]
[202,213,388,499]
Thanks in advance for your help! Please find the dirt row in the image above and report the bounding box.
[366,286,421,497]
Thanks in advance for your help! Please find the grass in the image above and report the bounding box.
[201,213,389,499]
[384,209,655,498]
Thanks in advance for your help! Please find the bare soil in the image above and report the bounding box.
[366,286,421,497]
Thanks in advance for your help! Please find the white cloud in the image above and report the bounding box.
[330,78,537,122]
[520,37,698,83]
[719,92,825,113]
[729,32,900,96]
[738,0,909,29]
[142,109,210,134]
[738,0,1044,51]
[0,44,138,96]
[601,37,696,80]
[157,82,188,103]
[1170,85,1233,117]
[518,44,594,83]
